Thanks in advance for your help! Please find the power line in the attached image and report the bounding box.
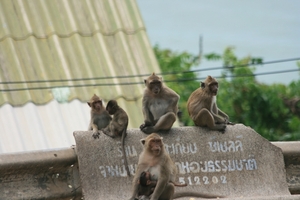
[165,68,300,83]
[165,57,300,76]
[1,68,299,92]
[0,57,299,85]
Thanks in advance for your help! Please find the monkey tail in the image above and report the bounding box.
[122,124,130,177]
[171,182,187,187]
[173,183,187,187]
[173,191,225,199]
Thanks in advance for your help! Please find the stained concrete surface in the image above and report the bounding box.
[74,124,292,200]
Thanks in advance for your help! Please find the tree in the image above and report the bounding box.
[154,45,300,141]
[153,45,199,126]
[214,47,300,141]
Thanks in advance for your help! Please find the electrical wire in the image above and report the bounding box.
[0,57,299,85]
[0,68,299,92]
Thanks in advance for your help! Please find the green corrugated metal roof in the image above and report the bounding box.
[0,0,160,107]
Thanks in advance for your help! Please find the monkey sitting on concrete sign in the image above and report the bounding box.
[87,94,112,139]
[187,75,234,132]
[128,133,224,200]
[140,73,180,134]
[102,99,130,177]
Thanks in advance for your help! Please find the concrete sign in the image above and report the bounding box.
[74,124,290,199]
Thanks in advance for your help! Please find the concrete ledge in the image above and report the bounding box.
[273,142,300,195]
[174,195,300,200]
[0,127,299,199]
[0,147,81,200]
[272,142,300,157]
[74,124,291,199]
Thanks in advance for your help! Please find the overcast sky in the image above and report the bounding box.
[137,0,300,85]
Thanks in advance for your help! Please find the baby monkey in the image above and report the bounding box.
[136,171,187,200]
[102,99,128,138]
[102,99,130,176]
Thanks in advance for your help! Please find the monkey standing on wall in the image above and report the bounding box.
[87,94,112,139]
[187,76,234,132]
[101,99,130,176]
[128,133,223,200]
[140,73,180,134]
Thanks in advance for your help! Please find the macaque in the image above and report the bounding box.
[140,73,180,134]
[102,100,128,138]
[87,94,112,138]
[137,171,187,199]
[128,133,223,200]
[128,133,176,200]
[187,75,234,132]
[137,171,157,199]
[102,99,130,176]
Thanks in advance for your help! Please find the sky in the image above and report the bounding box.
[136,0,300,85]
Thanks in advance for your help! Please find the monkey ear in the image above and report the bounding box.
[200,81,205,89]
[140,139,146,145]
[87,102,91,107]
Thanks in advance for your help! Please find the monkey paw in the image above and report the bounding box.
[141,126,155,134]
[92,131,100,139]
[140,121,153,130]
[139,124,146,130]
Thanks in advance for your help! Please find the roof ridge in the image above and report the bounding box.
[0,27,146,42]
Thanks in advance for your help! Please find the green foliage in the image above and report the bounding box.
[215,47,300,141]
[153,45,199,126]
[154,45,300,141]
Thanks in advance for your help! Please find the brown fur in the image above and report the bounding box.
[187,76,233,132]
[138,171,187,198]
[128,133,224,200]
[87,94,112,138]
[128,133,176,200]
[102,100,130,176]
[140,73,180,134]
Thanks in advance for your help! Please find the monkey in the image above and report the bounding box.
[187,75,234,132]
[137,171,187,199]
[137,171,157,199]
[87,94,112,139]
[101,99,130,176]
[128,133,223,200]
[140,73,180,134]
[128,133,176,200]
[102,100,128,138]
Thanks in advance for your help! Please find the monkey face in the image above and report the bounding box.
[106,106,117,115]
[106,100,118,115]
[106,107,113,115]
[139,171,152,186]
[141,134,164,156]
[149,81,161,95]
[209,82,218,96]
[88,94,103,108]
[93,100,103,110]
[149,138,162,156]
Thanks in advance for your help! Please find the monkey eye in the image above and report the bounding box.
[150,81,161,85]
[93,100,102,105]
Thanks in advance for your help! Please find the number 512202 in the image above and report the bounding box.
[178,175,227,185]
